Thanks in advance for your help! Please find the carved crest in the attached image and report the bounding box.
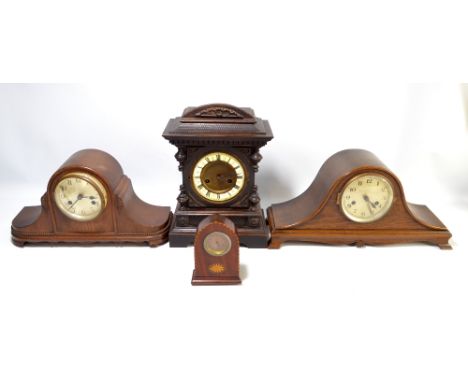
[181,103,256,124]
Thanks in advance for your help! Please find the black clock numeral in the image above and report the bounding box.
[367,179,372,184]
[349,187,356,192]
[216,154,220,160]
[234,185,240,190]
[217,194,220,200]
[237,175,243,179]
[358,181,362,186]
[197,184,203,189]
[234,165,240,169]
[345,195,350,200]
[206,191,211,197]
[67,180,72,186]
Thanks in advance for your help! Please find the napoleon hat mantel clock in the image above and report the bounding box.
[11,149,172,246]
[163,103,273,248]
[267,149,452,249]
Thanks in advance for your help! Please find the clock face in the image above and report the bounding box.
[203,231,232,256]
[192,152,246,203]
[340,173,394,223]
[54,172,108,222]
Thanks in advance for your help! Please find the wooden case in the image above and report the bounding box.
[267,149,452,249]
[163,103,273,248]
[11,149,172,247]
[192,215,241,285]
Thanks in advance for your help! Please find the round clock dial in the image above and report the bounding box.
[340,173,394,223]
[54,172,108,222]
[192,152,246,203]
[203,231,232,256]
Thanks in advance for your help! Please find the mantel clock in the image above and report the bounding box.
[267,149,452,249]
[11,149,172,246]
[163,103,273,248]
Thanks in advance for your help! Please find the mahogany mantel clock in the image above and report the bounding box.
[163,103,273,248]
[267,149,452,249]
[11,149,172,246]
[192,215,241,285]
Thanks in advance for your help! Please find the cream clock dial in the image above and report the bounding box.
[340,173,394,223]
[192,152,246,203]
[54,172,107,222]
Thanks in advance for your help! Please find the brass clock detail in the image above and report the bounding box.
[267,149,452,249]
[53,172,108,222]
[339,173,394,223]
[11,149,172,247]
[192,151,246,203]
[192,215,241,285]
[163,103,273,248]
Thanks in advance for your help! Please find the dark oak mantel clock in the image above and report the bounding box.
[267,149,452,249]
[192,215,241,285]
[11,149,172,246]
[163,103,273,248]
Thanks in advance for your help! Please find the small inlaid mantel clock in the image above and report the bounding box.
[163,103,274,248]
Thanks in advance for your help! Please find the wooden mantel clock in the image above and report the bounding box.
[11,149,172,246]
[192,215,241,285]
[267,149,452,249]
[163,103,273,248]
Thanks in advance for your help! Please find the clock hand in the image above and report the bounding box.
[362,194,377,215]
[68,194,84,210]
[362,194,377,208]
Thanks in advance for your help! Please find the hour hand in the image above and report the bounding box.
[362,194,376,208]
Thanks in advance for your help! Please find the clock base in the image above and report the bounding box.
[191,270,241,285]
[268,226,452,250]
[169,205,270,248]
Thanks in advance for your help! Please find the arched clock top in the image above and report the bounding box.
[50,149,124,192]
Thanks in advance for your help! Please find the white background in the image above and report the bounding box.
[1,2,468,382]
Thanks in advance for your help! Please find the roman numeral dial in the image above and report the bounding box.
[191,152,246,203]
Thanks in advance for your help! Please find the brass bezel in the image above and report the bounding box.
[191,151,247,204]
[53,172,108,222]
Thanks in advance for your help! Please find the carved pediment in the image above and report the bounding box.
[181,103,256,124]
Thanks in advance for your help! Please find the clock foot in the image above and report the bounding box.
[268,239,282,249]
[437,242,453,250]
[11,236,26,247]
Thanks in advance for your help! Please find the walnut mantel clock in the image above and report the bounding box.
[11,149,172,246]
[267,149,452,249]
[163,103,273,248]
